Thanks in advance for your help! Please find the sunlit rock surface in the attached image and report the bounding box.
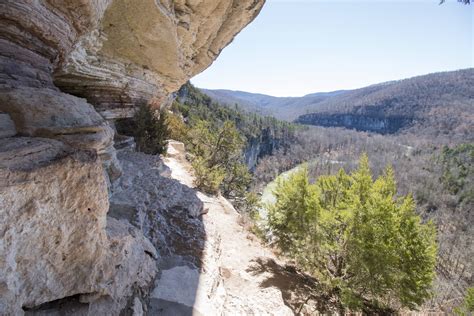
[0,0,264,313]
[147,141,295,315]
[53,0,265,114]
[0,138,156,314]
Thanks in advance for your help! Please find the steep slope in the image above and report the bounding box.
[202,69,474,141]
[0,1,265,313]
[296,69,474,140]
[176,83,296,170]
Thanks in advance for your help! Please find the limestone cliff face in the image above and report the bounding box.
[1,0,263,118]
[244,129,284,171]
[0,1,264,314]
[56,0,264,116]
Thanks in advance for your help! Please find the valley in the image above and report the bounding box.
[202,68,474,142]
[118,85,473,313]
[177,79,473,313]
[1,1,472,315]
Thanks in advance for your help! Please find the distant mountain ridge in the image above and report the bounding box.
[200,68,474,140]
[201,88,347,120]
[296,68,474,139]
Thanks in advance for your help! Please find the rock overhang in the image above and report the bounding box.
[0,0,265,313]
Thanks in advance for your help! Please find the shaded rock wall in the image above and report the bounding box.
[0,0,264,313]
[245,128,284,171]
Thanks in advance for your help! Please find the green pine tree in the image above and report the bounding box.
[134,104,169,155]
[188,120,252,198]
[267,155,437,312]
[454,287,474,316]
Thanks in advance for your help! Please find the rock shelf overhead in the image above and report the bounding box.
[0,0,264,314]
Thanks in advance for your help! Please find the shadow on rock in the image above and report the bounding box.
[110,150,207,315]
[246,257,332,315]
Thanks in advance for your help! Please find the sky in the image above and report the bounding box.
[191,0,473,97]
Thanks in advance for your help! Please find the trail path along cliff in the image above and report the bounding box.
[159,141,294,315]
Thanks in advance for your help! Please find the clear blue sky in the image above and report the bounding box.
[191,0,473,97]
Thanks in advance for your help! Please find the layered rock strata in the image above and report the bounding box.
[0,0,264,313]
[0,137,157,314]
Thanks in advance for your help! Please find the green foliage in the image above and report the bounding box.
[165,110,189,142]
[188,120,252,197]
[241,191,261,219]
[177,82,296,150]
[454,287,474,316]
[221,162,253,197]
[132,104,169,155]
[192,156,225,194]
[267,155,437,311]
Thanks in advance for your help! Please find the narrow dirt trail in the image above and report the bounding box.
[162,141,294,315]
[199,193,293,314]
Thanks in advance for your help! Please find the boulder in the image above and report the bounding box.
[0,137,156,314]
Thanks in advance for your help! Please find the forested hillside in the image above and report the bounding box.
[177,83,297,169]
[116,81,473,313]
[201,88,346,120]
[202,69,473,142]
[296,68,474,140]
